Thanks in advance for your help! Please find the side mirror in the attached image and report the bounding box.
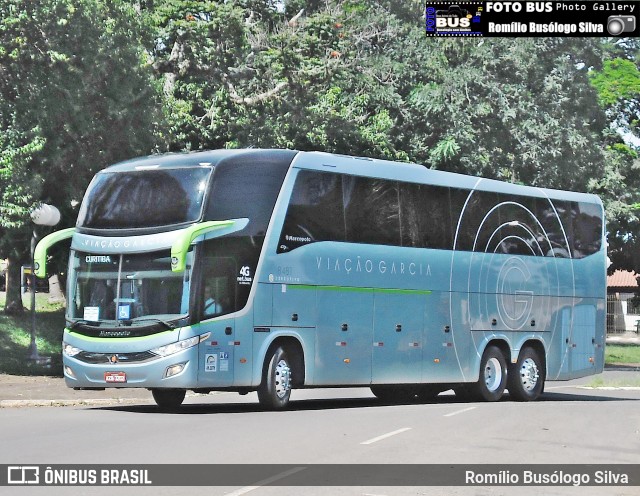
[170,219,248,272]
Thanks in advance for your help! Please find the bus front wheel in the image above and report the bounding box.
[258,346,292,410]
[508,347,545,401]
[151,389,186,410]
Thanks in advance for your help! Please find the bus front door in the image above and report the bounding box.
[197,318,235,387]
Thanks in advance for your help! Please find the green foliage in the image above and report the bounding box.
[0,0,161,311]
[0,128,45,230]
[587,41,640,272]
[590,58,640,106]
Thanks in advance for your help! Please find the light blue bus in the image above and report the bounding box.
[35,149,606,409]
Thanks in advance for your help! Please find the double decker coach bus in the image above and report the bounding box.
[35,149,606,409]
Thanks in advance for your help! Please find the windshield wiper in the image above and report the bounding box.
[68,319,100,330]
[122,317,176,330]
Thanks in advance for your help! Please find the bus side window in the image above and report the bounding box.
[343,176,401,246]
[278,170,345,253]
[200,257,236,319]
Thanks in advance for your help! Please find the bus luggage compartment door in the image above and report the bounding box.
[315,287,373,385]
[372,290,424,384]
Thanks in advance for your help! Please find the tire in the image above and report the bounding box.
[151,389,186,410]
[469,345,507,402]
[258,346,292,410]
[508,347,545,402]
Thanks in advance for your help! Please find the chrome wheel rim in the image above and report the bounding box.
[484,357,502,392]
[274,359,291,399]
[519,357,539,392]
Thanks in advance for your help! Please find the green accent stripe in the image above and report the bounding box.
[171,221,235,272]
[34,228,75,278]
[65,328,178,343]
[288,285,431,295]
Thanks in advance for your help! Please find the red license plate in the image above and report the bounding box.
[104,371,127,383]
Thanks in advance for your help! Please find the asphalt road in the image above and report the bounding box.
[1,371,639,496]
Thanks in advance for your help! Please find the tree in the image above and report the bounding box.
[588,38,640,273]
[0,0,161,313]
[145,2,609,193]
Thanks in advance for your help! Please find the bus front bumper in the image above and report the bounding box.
[62,346,199,389]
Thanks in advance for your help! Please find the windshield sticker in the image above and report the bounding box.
[237,266,253,286]
[118,304,131,320]
[220,359,229,372]
[205,354,218,372]
[83,306,100,321]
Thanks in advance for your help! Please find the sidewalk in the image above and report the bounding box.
[0,374,154,408]
[605,332,640,345]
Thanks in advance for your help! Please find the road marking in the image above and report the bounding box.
[360,427,412,445]
[225,467,307,496]
[443,406,476,417]
[577,386,640,391]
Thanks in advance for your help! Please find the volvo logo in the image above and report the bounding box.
[109,355,119,364]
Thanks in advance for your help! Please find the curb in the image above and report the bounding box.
[604,363,640,372]
[0,397,150,409]
[577,386,640,391]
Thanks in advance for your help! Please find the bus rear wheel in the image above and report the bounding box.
[151,389,186,410]
[471,345,507,402]
[258,346,292,410]
[508,347,545,401]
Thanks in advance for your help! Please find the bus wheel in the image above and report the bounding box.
[258,346,292,410]
[474,345,507,402]
[151,389,185,410]
[508,347,545,401]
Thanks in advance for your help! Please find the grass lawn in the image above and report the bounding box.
[0,292,65,376]
[605,344,640,365]
[587,375,640,388]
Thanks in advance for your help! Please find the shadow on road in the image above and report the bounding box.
[91,388,640,415]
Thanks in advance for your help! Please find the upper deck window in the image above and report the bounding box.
[77,167,212,229]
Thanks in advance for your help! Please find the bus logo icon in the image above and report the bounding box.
[8,466,40,484]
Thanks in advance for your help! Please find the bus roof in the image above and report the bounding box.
[293,151,603,206]
[104,149,601,206]
[104,149,297,172]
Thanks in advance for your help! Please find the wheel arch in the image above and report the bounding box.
[484,338,512,365]
[258,335,306,388]
[516,339,547,375]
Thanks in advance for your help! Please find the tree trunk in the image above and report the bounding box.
[4,254,25,315]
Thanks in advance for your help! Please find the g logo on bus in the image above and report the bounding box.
[497,257,533,330]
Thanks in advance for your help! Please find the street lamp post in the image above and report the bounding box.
[27,203,61,361]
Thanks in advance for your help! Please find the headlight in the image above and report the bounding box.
[150,333,210,358]
[63,343,82,357]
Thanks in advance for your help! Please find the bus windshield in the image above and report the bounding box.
[67,249,193,326]
[77,166,212,229]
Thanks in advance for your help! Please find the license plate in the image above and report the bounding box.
[104,371,127,383]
